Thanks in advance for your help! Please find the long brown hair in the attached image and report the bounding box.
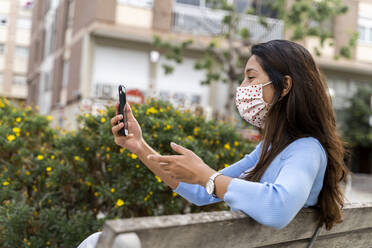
[243,40,349,230]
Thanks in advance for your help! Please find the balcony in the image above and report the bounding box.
[172,3,284,42]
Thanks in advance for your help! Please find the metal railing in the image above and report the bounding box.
[172,3,284,42]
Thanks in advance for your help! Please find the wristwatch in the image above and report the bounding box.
[205,172,222,197]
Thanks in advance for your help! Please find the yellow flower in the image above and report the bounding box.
[2,181,9,186]
[26,132,30,136]
[37,155,44,160]
[74,156,80,161]
[120,148,125,153]
[100,117,106,123]
[136,164,140,168]
[234,141,240,146]
[26,171,30,176]
[0,101,4,108]
[172,192,178,197]
[224,143,230,150]
[111,188,115,193]
[50,155,55,159]
[46,115,53,121]
[130,153,138,159]
[7,134,15,142]
[164,124,172,131]
[155,176,162,183]
[146,107,158,115]
[224,163,229,168]
[46,241,51,246]
[115,198,125,207]
[107,167,112,172]
[16,117,21,122]
[25,106,32,111]
[94,192,99,197]
[187,136,193,141]
[85,181,92,187]
[84,113,90,118]
[106,147,110,152]
[216,140,220,145]
[85,147,90,151]
[160,108,164,112]
[46,167,52,172]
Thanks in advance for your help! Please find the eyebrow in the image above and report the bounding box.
[245,68,258,74]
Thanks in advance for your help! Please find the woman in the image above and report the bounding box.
[78,40,348,248]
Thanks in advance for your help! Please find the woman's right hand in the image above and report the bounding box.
[111,102,143,154]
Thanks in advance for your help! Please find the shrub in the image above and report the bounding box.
[0,97,255,247]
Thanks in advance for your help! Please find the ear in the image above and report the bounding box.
[281,75,292,97]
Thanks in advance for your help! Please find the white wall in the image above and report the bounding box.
[156,56,211,108]
[91,44,150,98]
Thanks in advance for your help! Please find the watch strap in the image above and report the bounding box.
[208,172,222,197]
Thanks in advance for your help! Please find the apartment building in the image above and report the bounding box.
[0,0,33,102]
[26,0,372,130]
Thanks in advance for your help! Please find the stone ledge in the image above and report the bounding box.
[96,202,372,248]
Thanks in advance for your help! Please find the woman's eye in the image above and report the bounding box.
[248,76,255,80]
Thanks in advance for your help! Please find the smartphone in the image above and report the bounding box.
[118,85,128,136]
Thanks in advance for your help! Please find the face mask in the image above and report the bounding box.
[235,81,272,128]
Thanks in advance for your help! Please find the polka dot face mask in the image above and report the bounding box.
[235,81,272,128]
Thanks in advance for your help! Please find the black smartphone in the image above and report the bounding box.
[118,85,128,136]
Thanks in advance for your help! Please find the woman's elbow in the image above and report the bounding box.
[259,215,292,230]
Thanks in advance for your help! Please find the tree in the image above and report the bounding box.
[153,0,356,121]
[343,87,372,173]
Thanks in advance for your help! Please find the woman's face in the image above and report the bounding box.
[240,55,275,104]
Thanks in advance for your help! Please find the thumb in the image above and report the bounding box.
[170,142,190,155]
[125,103,135,121]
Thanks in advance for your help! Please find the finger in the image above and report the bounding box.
[111,114,123,126]
[124,103,136,122]
[147,154,181,163]
[170,142,192,155]
[112,122,124,135]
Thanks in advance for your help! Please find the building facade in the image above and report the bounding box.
[26,0,372,131]
[0,0,33,102]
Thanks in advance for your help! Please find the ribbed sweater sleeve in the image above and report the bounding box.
[173,142,262,206]
[223,139,326,229]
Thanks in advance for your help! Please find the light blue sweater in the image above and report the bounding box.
[172,137,327,229]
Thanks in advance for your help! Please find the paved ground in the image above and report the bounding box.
[343,173,372,203]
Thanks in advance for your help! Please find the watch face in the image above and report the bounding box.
[206,181,213,194]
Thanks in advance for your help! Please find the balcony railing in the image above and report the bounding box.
[172,3,284,42]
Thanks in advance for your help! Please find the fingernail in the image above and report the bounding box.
[171,142,177,147]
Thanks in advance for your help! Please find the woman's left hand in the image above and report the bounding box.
[147,142,216,186]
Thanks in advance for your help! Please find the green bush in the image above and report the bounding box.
[0,97,255,247]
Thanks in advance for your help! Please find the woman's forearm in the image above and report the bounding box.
[136,139,179,190]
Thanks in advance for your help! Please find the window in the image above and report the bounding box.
[0,73,3,84]
[15,46,29,57]
[176,0,200,6]
[13,75,27,85]
[0,15,8,26]
[117,0,153,8]
[43,70,53,92]
[62,60,69,88]
[0,44,5,55]
[67,0,75,28]
[358,16,372,43]
[17,17,32,29]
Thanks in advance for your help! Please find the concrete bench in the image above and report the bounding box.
[96,202,372,248]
